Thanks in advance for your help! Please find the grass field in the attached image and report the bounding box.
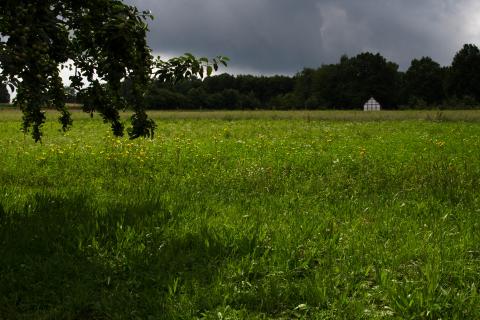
[1,110,480,319]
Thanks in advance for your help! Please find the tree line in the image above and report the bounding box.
[107,43,479,110]
[3,43,480,111]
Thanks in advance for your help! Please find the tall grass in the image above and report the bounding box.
[1,111,480,319]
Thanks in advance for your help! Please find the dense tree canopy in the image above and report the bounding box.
[446,44,480,102]
[136,44,480,110]
[405,57,444,106]
[0,0,227,141]
[301,53,400,109]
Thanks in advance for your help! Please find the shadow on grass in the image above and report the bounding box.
[0,193,259,319]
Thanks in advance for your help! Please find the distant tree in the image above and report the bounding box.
[157,73,294,109]
[64,87,78,104]
[0,1,227,141]
[270,92,303,109]
[173,78,203,95]
[238,92,261,109]
[293,68,315,105]
[405,57,444,106]
[304,96,321,109]
[0,83,10,104]
[146,88,192,110]
[221,89,241,109]
[446,44,480,102]
[186,87,209,109]
[395,71,408,107]
[343,52,400,108]
[300,53,400,109]
[262,75,295,104]
[204,73,236,93]
[308,64,342,109]
[206,92,227,109]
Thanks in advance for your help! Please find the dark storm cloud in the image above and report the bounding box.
[126,0,480,74]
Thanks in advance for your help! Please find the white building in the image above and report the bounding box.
[364,97,381,111]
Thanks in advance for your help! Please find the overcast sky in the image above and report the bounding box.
[125,0,480,75]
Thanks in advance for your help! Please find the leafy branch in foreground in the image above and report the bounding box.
[0,0,227,142]
[155,54,229,84]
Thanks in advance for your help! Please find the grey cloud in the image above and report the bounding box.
[126,0,480,74]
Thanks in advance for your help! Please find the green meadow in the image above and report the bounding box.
[1,110,480,319]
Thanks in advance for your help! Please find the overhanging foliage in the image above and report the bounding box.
[0,0,227,142]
